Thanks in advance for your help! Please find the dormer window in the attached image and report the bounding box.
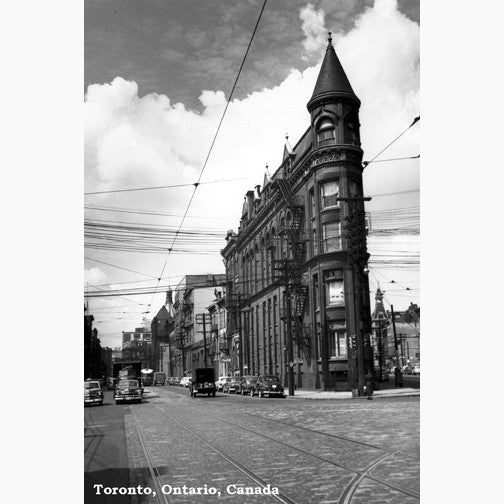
[317,118,335,145]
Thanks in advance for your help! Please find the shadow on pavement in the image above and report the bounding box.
[85,467,152,504]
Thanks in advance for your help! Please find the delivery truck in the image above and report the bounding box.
[190,368,216,397]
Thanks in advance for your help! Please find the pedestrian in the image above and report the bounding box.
[365,371,374,400]
[394,366,403,387]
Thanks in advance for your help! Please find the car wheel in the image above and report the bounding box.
[212,391,216,397]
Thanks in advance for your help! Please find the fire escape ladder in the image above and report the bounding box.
[294,286,308,317]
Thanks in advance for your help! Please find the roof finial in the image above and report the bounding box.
[285,133,289,141]
[328,31,332,45]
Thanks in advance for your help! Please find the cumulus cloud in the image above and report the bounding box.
[300,3,327,59]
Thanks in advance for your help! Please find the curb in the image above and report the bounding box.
[284,391,420,401]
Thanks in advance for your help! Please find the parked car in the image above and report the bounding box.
[252,375,285,398]
[215,376,231,392]
[223,377,244,394]
[84,380,103,406]
[180,376,192,388]
[411,365,420,375]
[239,376,258,395]
[114,379,143,404]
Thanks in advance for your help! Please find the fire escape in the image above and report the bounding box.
[271,177,310,353]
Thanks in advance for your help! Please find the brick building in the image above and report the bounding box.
[221,36,373,392]
[171,274,226,377]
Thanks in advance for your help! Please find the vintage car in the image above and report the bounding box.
[84,380,103,406]
[239,376,258,395]
[251,375,285,398]
[114,379,143,404]
[223,377,244,394]
[215,376,231,392]
[179,376,192,388]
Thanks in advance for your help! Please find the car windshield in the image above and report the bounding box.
[246,378,258,383]
[118,380,139,388]
[263,376,280,382]
[84,382,100,390]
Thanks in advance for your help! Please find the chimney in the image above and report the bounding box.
[246,190,255,220]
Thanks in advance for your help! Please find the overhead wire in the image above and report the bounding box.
[84,176,257,196]
[362,115,420,168]
[146,0,269,311]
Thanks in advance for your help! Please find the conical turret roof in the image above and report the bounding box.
[307,34,359,111]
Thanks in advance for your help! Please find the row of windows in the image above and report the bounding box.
[315,115,359,147]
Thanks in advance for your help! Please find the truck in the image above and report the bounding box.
[190,368,216,398]
[112,362,142,381]
[153,372,166,386]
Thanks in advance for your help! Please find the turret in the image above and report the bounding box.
[307,33,361,150]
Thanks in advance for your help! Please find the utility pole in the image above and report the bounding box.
[202,313,207,367]
[285,289,295,396]
[377,319,384,382]
[237,294,243,376]
[341,195,371,396]
[196,313,209,367]
[390,305,399,365]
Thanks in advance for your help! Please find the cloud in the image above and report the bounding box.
[85,0,420,342]
[85,267,108,285]
[300,3,327,59]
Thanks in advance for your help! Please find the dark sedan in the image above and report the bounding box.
[223,377,244,394]
[239,376,258,395]
[252,375,285,398]
[114,379,143,404]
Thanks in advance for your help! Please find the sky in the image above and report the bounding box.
[84,0,420,349]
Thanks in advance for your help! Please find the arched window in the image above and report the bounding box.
[317,118,335,145]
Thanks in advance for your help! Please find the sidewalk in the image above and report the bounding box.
[284,387,420,400]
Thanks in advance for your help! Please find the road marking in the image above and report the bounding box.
[85,424,108,429]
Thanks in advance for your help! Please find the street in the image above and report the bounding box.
[85,386,419,504]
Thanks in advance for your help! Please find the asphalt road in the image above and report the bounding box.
[85,389,151,504]
[85,385,419,504]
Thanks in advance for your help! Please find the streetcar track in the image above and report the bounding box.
[200,407,420,500]
[339,453,395,504]
[144,389,419,502]
[152,403,299,504]
[130,409,170,504]
[201,397,420,463]
[154,401,420,502]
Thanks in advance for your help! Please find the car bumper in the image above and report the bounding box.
[114,395,142,402]
[265,390,284,396]
[84,397,102,404]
